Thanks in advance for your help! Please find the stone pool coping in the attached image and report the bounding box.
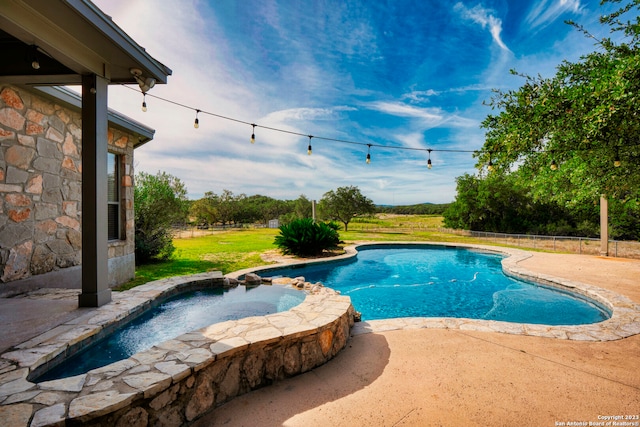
[238,242,640,342]
[0,272,355,426]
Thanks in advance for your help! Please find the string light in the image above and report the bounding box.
[250,124,256,144]
[194,109,200,128]
[122,85,637,170]
[550,159,558,170]
[30,45,40,70]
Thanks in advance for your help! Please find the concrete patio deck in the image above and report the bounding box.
[193,252,640,427]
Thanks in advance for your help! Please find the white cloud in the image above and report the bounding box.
[526,0,583,31]
[401,89,440,103]
[261,106,357,123]
[454,2,511,52]
[364,101,444,122]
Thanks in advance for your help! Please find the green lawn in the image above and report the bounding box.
[120,215,489,290]
[118,228,279,290]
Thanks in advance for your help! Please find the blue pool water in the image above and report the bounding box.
[263,245,610,325]
[36,284,304,382]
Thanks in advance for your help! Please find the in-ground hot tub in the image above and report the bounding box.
[0,271,356,426]
[34,282,306,382]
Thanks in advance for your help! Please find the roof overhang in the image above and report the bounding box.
[0,0,172,85]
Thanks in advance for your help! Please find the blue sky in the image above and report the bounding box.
[94,0,617,205]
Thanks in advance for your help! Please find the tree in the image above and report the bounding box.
[318,186,375,231]
[134,171,188,264]
[443,172,590,235]
[243,195,290,224]
[280,195,313,224]
[478,0,640,238]
[189,191,219,226]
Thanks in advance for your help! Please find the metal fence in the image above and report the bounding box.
[439,228,640,259]
[171,223,267,239]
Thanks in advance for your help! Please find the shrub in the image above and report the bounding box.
[134,171,188,264]
[274,218,341,257]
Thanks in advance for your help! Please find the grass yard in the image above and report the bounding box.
[118,228,280,290]
[120,215,490,290]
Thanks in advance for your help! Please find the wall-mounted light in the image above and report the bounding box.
[130,68,156,93]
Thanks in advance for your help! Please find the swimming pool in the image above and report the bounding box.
[35,283,304,382]
[262,245,610,325]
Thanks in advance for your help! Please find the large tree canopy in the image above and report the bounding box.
[480,0,640,207]
[318,186,375,231]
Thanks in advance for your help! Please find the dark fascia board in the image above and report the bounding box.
[69,0,173,83]
[0,0,172,84]
[33,85,155,147]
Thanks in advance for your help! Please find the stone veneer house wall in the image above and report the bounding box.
[0,84,153,293]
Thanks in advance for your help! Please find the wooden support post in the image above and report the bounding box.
[79,74,112,307]
[600,194,609,257]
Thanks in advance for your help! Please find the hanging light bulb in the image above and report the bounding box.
[550,159,558,170]
[307,135,313,155]
[487,152,493,171]
[250,124,256,144]
[614,148,621,167]
[30,45,40,70]
[141,93,147,112]
[366,144,371,164]
[427,149,433,169]
[194,110,200,128]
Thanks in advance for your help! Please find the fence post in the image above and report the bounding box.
[579,238,582,254]
[553,236,556,251]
